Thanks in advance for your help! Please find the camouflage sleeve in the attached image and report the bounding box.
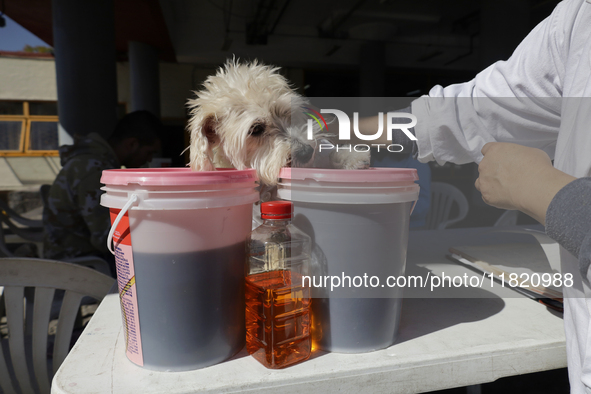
[76,168,111,256]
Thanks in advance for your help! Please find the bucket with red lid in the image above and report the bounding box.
[277,167,420,353]
[100,168,259,371]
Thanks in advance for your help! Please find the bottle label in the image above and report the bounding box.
[109,208,144,366]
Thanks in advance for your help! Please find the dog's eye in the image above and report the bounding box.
[250,124,265,136]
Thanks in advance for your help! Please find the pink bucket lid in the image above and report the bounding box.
[101,168,257,186]
[279,167,418,183]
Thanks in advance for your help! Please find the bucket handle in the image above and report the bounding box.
[410,199,417,215]
[107,194,138,255]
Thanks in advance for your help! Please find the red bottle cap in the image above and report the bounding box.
[261,201,293,220]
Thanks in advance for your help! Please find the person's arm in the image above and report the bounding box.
[352,107,417,155]
[410,0,582,165]
[477,142,591,281]
[355,114,389,145]
[545,178,591,263]
[475,142,575,225]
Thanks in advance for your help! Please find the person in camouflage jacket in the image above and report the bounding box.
[43,111,161,276]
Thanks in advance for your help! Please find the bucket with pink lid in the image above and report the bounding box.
[277,167,420,353]
[100,168,258,371]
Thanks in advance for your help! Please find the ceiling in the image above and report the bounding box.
[5,0,560,71]
[161,0,480,69]
[158,0,558,71]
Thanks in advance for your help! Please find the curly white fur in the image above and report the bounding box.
[187,59,369,185]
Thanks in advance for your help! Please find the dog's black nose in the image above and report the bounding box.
[294,144,314,164]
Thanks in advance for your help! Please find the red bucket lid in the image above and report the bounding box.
[101,168,258,186]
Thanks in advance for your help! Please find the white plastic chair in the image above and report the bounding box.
[0,258,115,394]
[425,182,469,230]
[63,256,113,277]
[0,199,44,258]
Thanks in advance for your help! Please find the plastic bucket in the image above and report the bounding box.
[100,168,258,371]
[277,168,419,353]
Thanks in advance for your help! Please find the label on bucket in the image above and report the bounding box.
[109,208,144,366]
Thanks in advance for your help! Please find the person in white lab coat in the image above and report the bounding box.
[376,0,591,391]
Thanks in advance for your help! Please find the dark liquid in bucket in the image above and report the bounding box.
[132,241,246,371]
[245,270,311,368]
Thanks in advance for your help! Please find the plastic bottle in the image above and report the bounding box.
[245,201,312,369]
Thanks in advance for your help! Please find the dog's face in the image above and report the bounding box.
[188,60,370,185]
[187,60,318,185]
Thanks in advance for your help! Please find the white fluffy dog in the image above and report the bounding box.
[186,60,370,186]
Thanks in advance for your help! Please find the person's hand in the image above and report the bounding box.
[475,142,575,224]
[475,142,553,210]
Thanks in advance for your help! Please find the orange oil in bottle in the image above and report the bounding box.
[245,270,311,368]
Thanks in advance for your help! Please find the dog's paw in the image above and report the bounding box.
[330,147,371,169]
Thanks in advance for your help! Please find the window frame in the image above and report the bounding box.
[0,101,59,157]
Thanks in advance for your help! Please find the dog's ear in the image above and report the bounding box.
[188,114,218,171]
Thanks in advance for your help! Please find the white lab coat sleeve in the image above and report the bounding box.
[412,0,581,165]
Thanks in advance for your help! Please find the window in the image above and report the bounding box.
[29,122,59,150]
[0,101,59,156]
[0,121,25,151]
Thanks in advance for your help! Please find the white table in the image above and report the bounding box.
[52,227,567,394]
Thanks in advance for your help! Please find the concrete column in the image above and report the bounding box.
[52,0,118,142]
[360,41,386,97]
[480,0,530,67]
[129,41,161,117]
